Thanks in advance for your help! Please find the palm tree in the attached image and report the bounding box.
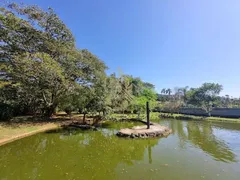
[161,88,166,94]
[166,88,172,95]
[182,86,189,103]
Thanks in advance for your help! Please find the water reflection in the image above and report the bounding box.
[148,142,153,164]
[0,122,159,180]
[0,120,240,180]
[168,120,238,162]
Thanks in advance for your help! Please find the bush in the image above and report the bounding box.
[63,105,76,115]
[0,103,14,121]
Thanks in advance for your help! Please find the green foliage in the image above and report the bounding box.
[103,74,158,115]
[0,2,107,117]
[141,88,157,101]
[133,96,148,113]
[105,74,133,113]
[130,84,158,115]
[159,84,227,115]
[0,103,14,120]
[186,83,223,116]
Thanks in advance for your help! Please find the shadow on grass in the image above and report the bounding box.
[0,115,81,129]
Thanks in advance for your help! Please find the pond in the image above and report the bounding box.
[0,119,240,180]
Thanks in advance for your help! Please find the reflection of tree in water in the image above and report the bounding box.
[170,120,236,163]
[148,140,153,164]
[0,124,159,179]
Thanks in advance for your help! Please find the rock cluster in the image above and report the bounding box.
[116,124,172,138]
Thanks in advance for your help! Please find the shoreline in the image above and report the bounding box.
[0,124,59,147]
[159,112,240,123]
[1,112,240,147]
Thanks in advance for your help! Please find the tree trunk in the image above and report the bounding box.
[45,104,57,118]
[103,110,106,116]
[53,107,57,115]
[208,111,211,117]
[83,112,86,124]
[137,111,140,119]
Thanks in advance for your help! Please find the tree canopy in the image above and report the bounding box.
[187,83,223,116]
[0,3,107,117]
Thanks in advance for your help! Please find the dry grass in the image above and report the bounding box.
[0,112,88,146]
[0,122,59,146]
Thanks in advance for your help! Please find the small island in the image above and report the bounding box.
[117,102,172,138]
[117,123,172,138]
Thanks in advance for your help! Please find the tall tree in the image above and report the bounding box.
[161,88,166,94]
[166,88,172,95]
[118,75,133,113]
[0,3,107,117]
[188,83,223,116]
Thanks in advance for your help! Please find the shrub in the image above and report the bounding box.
[0,103,14,121]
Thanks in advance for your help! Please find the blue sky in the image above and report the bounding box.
[13,0,240,97]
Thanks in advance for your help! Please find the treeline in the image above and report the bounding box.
[157,84,240,116]
[0,3,158,120]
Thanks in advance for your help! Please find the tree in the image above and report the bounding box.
[143,82,155,89]
[187,83,223,116]
[105,74,133,114]
[141,88,157,102]
[10,52,71,116]
[118,75,133,113]
[133,88,157,117]
[173,86,189,106]
[131,77,144,96]
[163,100,184,114]
[166,88,172,95]
[161,88,166,94]
[162,87,185,114]
[0,3,107,117]
[1,3,76,116]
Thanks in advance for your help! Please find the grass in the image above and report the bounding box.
[105,112,160,121]
[0,122,59,146]
[159,112,240,123]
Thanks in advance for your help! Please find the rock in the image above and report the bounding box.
[116,124,172,138]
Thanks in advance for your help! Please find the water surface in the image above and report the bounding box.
[0,119,240,180]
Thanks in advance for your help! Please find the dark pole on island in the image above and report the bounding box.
[146,101,150,129]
